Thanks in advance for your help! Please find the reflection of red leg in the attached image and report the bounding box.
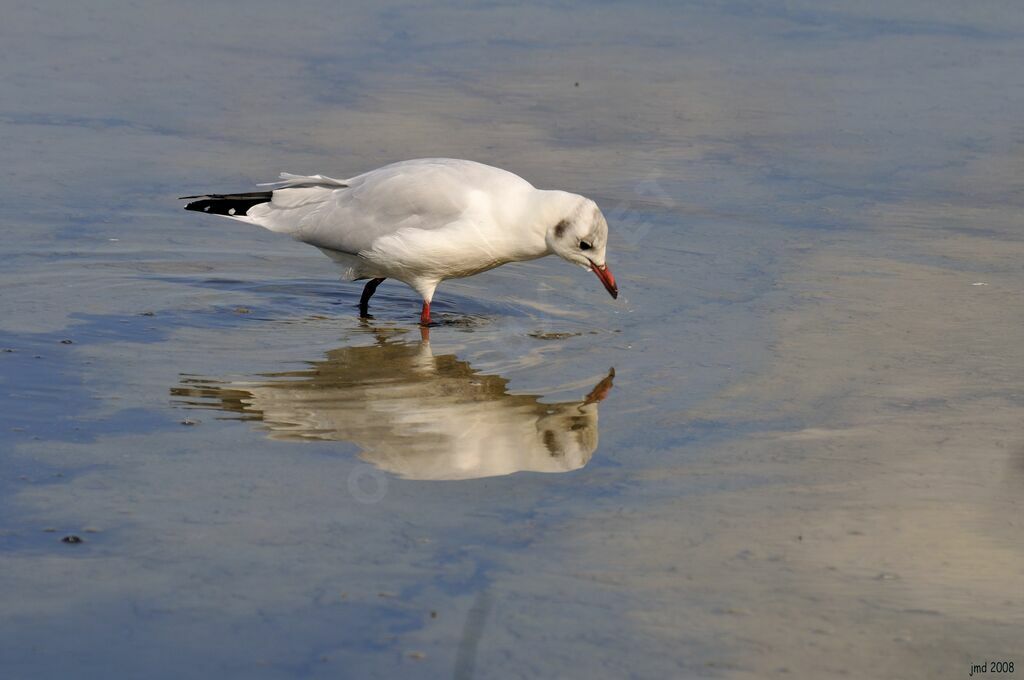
[420,301,431,326]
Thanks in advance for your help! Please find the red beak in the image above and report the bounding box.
[591,262,618,299]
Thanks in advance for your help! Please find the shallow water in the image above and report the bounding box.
[2,1,1023,678]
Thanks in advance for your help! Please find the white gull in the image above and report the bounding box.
[181,158,618,324]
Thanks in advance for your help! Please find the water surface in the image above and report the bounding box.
[2,1,1023,678]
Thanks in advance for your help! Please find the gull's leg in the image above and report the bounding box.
[358,278,386,316]
[413,279,439,327]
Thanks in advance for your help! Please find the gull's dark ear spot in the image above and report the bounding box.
[554,219,569,238]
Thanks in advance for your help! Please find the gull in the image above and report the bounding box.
[180,158,618,324]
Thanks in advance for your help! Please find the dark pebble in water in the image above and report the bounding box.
[61,535,84,544]
[440,315,487,328]
[528,331,581,340]
[60,339,74,344]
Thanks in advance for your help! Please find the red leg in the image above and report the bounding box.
[419,301,431,326]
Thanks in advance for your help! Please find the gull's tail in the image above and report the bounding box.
[179,192,273,217]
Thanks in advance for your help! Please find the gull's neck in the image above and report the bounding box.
[514,189,585,260]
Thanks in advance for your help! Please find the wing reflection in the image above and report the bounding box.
[171,331,614,480]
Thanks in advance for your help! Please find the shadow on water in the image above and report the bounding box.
[171,325,615,481]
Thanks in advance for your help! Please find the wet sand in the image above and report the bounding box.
[567,227,1024,677]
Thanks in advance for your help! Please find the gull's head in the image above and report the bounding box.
[545,197,618,299]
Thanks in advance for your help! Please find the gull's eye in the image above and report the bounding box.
[579,240,592,250]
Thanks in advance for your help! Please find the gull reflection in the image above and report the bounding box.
[171,331,614,480]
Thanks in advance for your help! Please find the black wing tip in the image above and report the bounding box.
[180,195,208,213]
[180,191,273,216]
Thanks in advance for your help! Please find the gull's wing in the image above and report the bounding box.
[244,158,534,255]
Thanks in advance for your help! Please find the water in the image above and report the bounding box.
[2,1,1023,677]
